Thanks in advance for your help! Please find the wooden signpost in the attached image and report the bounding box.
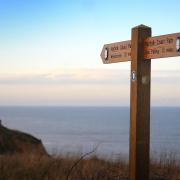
[100,25,180,180]
[101,31,180,63]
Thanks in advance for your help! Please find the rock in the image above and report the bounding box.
[0,122,48,156]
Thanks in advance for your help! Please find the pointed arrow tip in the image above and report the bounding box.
[100,45,106,64]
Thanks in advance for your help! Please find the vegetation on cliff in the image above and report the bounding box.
[0,122,179,180]
[0,153,179,180]
[0,122,47,155]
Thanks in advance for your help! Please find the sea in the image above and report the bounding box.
[0,106,180,159]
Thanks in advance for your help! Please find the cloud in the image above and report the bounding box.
[0,68,179,85]
[152,70,180,84]
[0,68,179,106]
[0,68,130,85]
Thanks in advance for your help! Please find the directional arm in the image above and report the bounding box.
[100,33,180,64]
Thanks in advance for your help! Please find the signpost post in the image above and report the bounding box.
[100,24,180,180]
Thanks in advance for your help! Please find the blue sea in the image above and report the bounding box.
[0,106,180,159]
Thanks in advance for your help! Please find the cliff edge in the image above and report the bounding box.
[0,120,47,156]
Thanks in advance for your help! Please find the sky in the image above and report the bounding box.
[0,0,180,106]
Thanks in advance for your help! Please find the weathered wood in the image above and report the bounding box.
[101,33,180,63]
[144,33,180,59]
[129,25,151,180]
[100,24,180,180]
[100,40,131,63]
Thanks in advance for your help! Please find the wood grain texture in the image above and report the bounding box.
[100,40,131,63]
[144,33,180,59]
[101,33,180,63]
[129,25,151,180]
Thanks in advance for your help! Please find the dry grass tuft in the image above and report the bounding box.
[0,152,179,180]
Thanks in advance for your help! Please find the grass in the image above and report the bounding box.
[0,124,47,155]
[0,152,179,180]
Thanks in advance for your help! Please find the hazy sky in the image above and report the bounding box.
[0,0,180,106]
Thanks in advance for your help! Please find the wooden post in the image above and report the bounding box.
[100,24,180,180]
[129,25,151,180]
